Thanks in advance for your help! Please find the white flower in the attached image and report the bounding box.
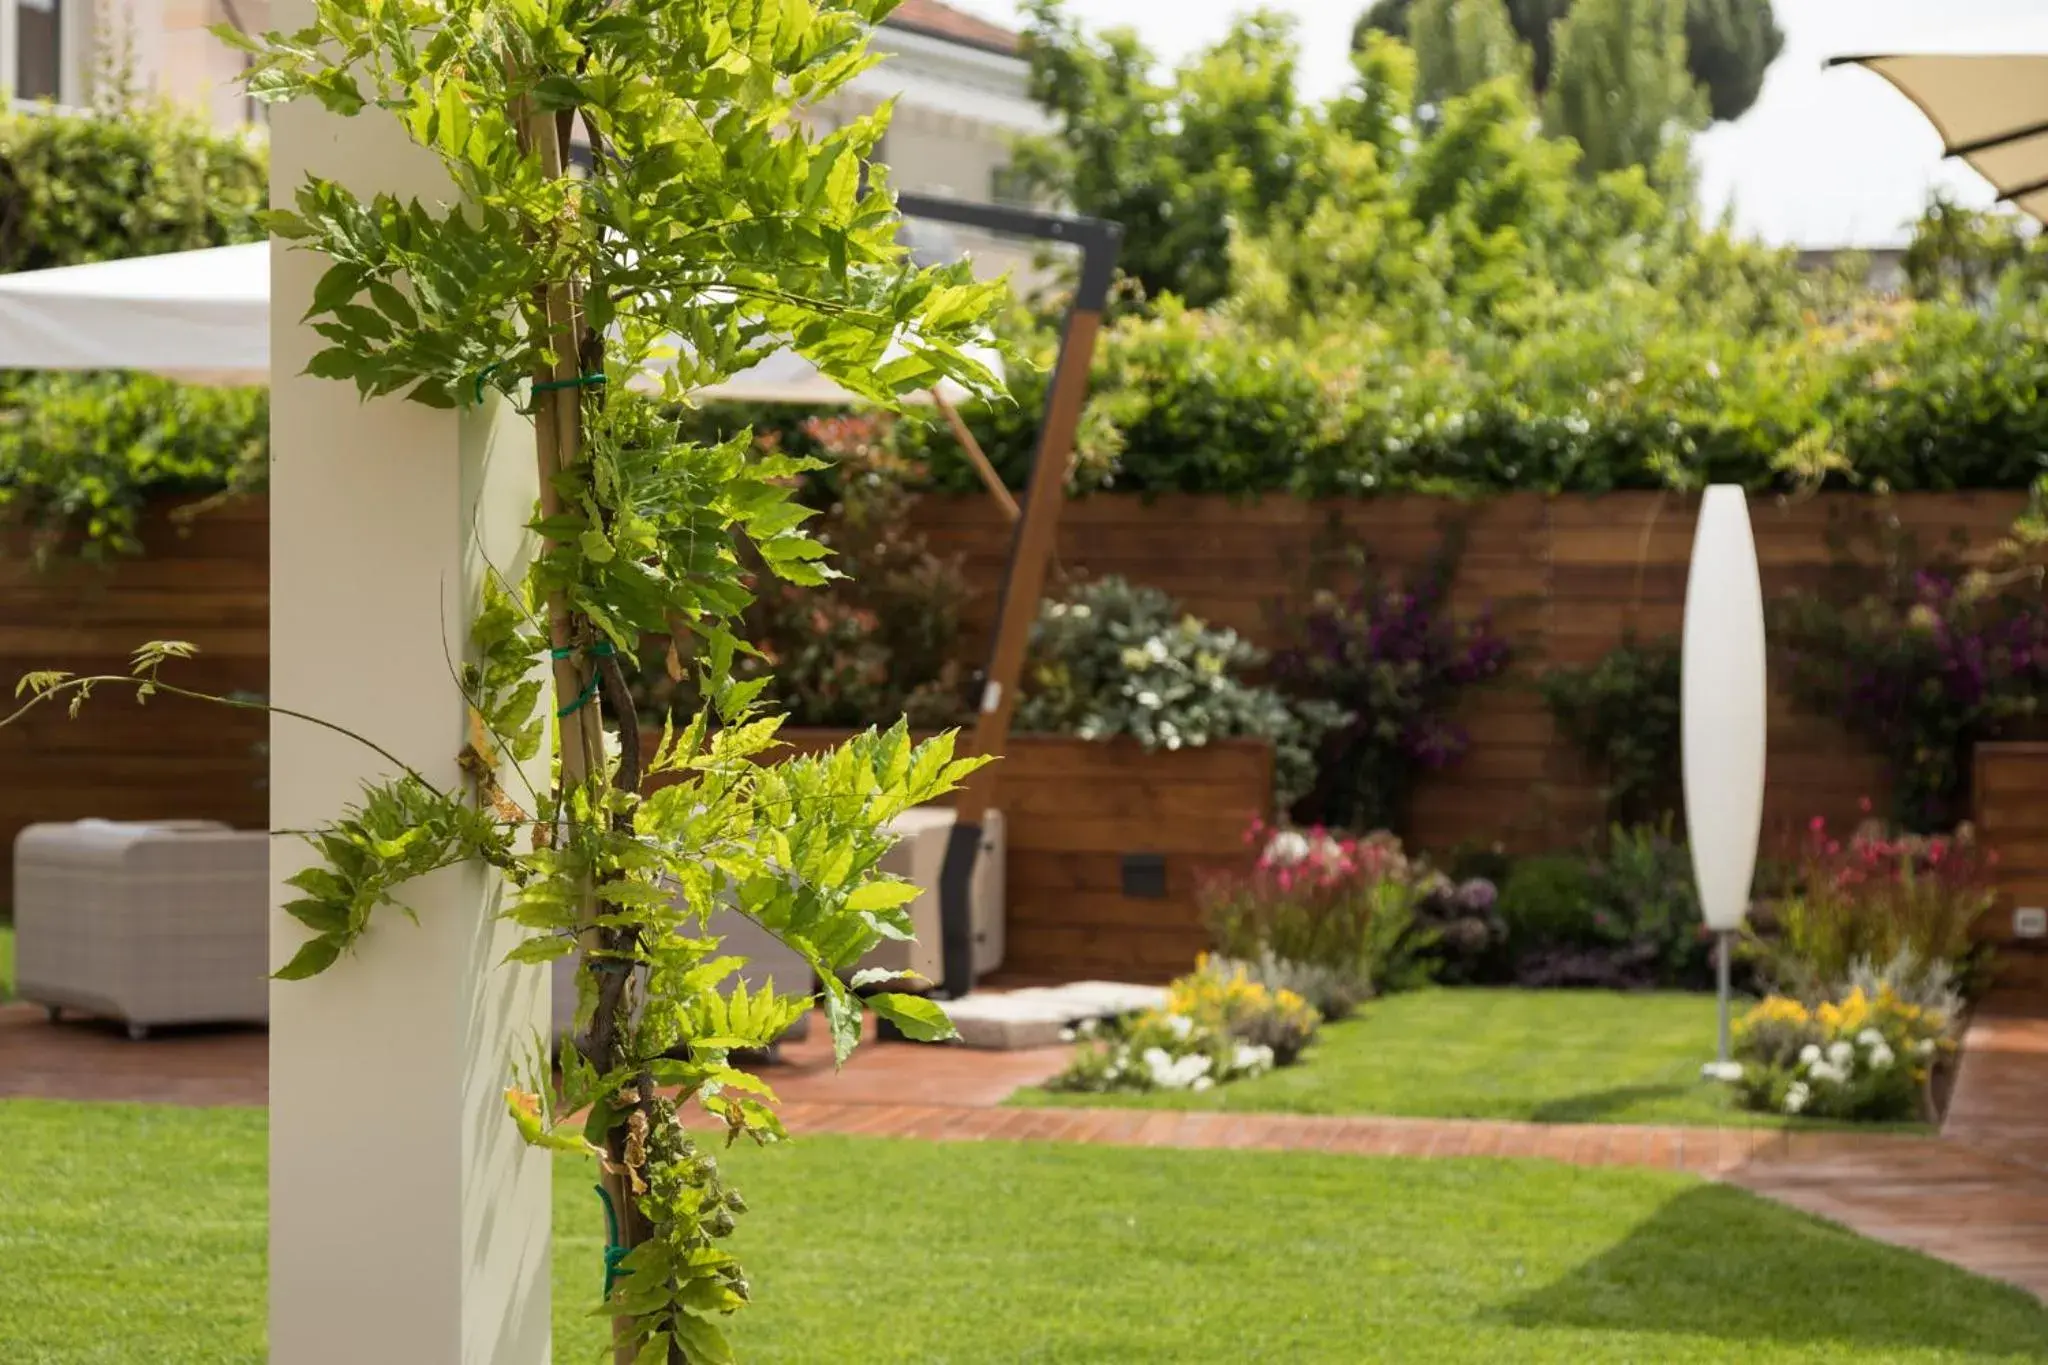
[1798,1044,1822,1066]
[1071,604,1091,619]
[1806,1060,1844,1086]
[1059,1028,1076,1043]
[1867,1044,1896,1071]
[1144,637,1169,663]
[1191,1077,1214,1092]
[1783,1081,1810,1115]
[1232,1043,1275,1076]
[1827,1040,1855,1067]
[1913,1037,1938,1059]
[1702,1061,1744,1083]
[1266,830,1311,866]
[1857,1028,1885,1048]
[1165,1014,1194,1040]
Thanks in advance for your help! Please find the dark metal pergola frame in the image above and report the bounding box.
[893,192,1124,999]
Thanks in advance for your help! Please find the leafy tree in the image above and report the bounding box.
[1901,193,2048,302]
[1407,0,1530,114]
[1685,0,1784,122]
[1542,0,1704,179]
[1357,0,1779,125]
[1016,0,1325,306]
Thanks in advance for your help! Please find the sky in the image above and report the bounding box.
[947,0,2041,249]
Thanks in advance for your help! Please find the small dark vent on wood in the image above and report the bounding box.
[1120,853,1167,900]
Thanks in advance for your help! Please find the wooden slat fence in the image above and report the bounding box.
[0,497,268,893]
[1970,744,2048,993]
[910,491,2030,855]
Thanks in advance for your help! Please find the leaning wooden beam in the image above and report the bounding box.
[932,387,1019,523]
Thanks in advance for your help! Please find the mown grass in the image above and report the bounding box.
[4,1098,2040,1363]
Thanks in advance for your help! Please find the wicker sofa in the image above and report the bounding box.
[14,820,269,1039]
[551,897,813,1054]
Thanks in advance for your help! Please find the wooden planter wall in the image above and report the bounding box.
[1970,744,2048,993]
[0,497,268,894]
[911,491,2031,857]
[761,730,1271,983]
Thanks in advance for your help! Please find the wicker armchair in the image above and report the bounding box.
[14,820,269,1039]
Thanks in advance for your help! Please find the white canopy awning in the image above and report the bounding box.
[0,243,269,384]
[0,242,996,404]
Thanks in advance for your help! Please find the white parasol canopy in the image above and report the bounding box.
[1832,16,2048,227]
[0,241,996,404]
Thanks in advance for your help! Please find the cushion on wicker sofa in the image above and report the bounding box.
[14,819,269,1034]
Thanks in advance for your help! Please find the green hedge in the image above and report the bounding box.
[0,103,265,270]
[886,290,2048,499]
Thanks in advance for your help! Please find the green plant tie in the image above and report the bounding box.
[551,641,617,717]
[533,372,608,394]
[595,1184,629,1297]
[470,361,507,405]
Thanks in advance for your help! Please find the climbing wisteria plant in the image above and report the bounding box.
[13,3,1010,1362]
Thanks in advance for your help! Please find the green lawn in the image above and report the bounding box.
[0,922,13,1000]
[1018,987,1851,1127]
[4,1099,2044,1363]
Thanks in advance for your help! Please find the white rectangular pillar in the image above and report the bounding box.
[267,7,552,1360]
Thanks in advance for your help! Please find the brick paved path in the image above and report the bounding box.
[5,990,2044,1298]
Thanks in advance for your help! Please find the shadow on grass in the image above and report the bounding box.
[1527,1084,1692,1124]
[1491,1185,2048,1359]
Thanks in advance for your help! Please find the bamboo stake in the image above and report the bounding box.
[516,94,647,1365]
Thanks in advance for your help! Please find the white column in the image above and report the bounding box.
[266,7,552,1360]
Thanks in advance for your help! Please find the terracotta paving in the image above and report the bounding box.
[4,989,2045,1300]
[0,1002,267,1107]
[1724,997,2048,1301]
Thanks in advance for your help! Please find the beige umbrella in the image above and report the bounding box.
[1832,18,2048,226]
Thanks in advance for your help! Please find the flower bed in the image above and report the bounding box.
[1046,958,1319,1095]
[1732,984,1955,1124]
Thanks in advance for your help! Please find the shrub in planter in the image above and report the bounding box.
[1774,530,2048,832]
[1497,855,1602,953]
[1201,822,1441,1010]
[1539,633,1683,829]
[1410,873,1507,985]
[1751,815,1996,1000]
[1496,825,1710,989]
[1046,958,1319,1094]
[1274,539,1511,834]
[1017,575,1346,809]
[1731,985,1954,1122]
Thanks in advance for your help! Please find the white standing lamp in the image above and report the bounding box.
[1681,486,1768,1072]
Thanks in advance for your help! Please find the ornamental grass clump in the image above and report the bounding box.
[1047,956,1320,1094]
[1755,813,1996,999]
[1731,985,1954,1123]
[1199,820,1441,1013]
